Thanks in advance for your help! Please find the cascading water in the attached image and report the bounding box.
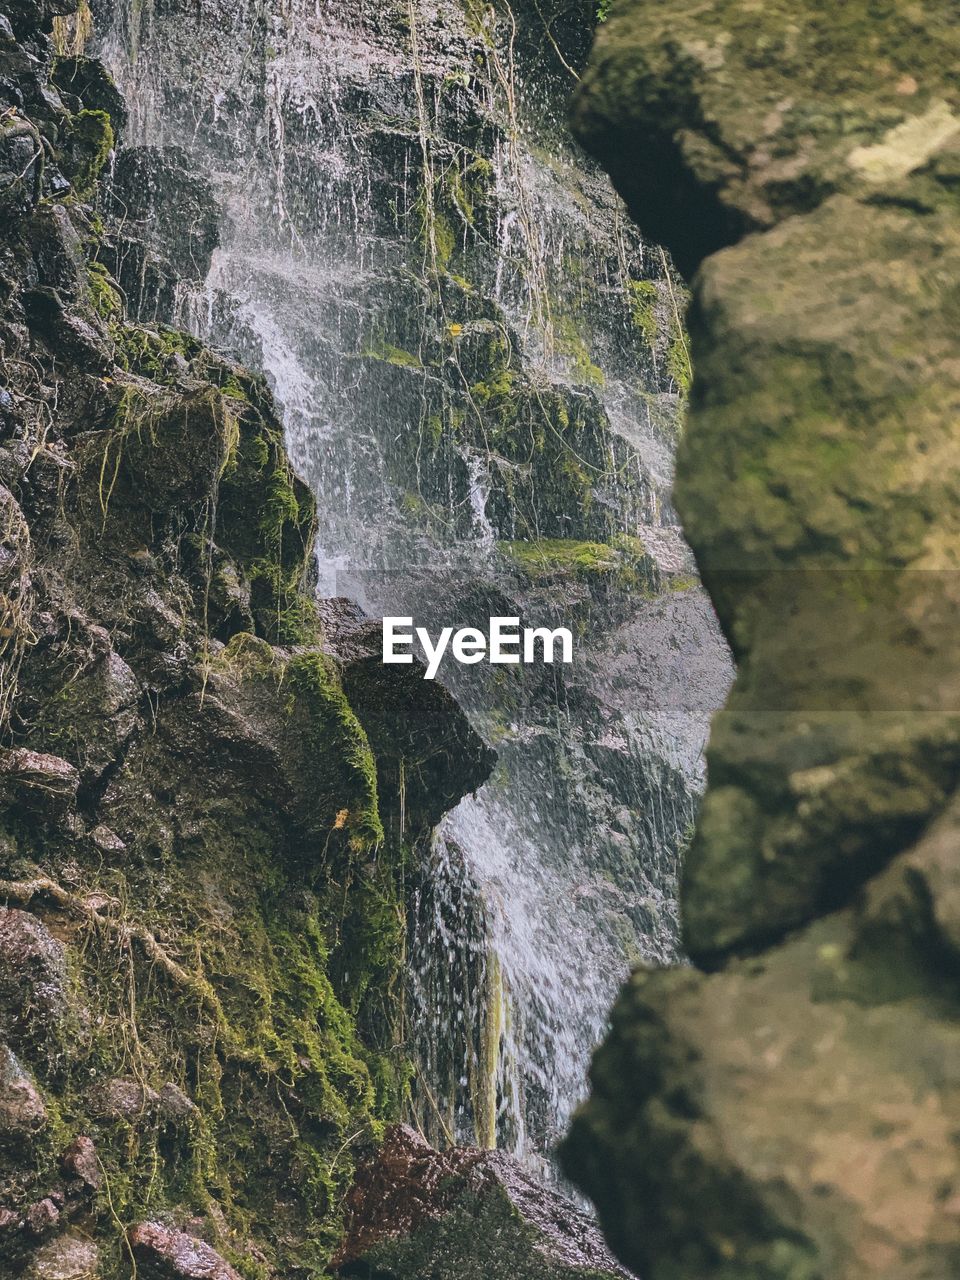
[97,0,732,1179]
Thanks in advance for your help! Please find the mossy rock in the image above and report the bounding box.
[574,0,960,275]
[335,1126,629,1280]
[60,108,113,198]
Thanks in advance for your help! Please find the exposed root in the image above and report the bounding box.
[0,874,233,1044]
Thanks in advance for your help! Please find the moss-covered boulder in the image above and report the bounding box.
[564,796,960,1280]
[564,2,960,1276]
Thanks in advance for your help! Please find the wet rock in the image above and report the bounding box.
[0,111,42,217]
[0,908,68,1051]
[22,287,112,374]
[0,1043,47,1142]
[24,1232,100,1279]
[60,1136,101,1192]
[337,619,496,836]
[157,1082,197,1126]
[334,1125,630,1280]
[88,825,125,855]
[0,1204,23,1237]
[25,203,88,300]
[75,382,233,528]
[32,649,141,786]
[0,749,79,820]
[26,1198,60,1238]
[87,1078,160,1123]
[104,145,219,319]
[51,57,127,137]
[128,1222,241,1280]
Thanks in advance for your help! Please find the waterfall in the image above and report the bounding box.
[97,0,732,1180]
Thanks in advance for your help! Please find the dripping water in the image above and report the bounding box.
[98,0,732,1183]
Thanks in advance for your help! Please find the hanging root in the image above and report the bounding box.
[0,874,231,1037]
[0,487,36,732]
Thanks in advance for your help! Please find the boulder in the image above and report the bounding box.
[128,1222,241,1280]
[60,1136,101,1192]
[0,749,79,820]
[103,145,219,319]
[25,1198,60,1238]
[31,649,141,785]
[562,820,960,1279]
[157,1082,197,1126]
[330,610,497,835]
[334,1125,630,1280]
[51,58,128,137]
[86,1078,160,1123]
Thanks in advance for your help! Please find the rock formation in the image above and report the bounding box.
[333,1124,629,1280]
[563,4,960,1278]
[0,1,493,1273]
[93,0,731,1165]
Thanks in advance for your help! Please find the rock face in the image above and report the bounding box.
[563,3,960,1278]
[0,2,491,1275]
[94,0,732,1165]
[334,1124,630,1280]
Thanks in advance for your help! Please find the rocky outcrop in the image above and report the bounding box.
[563,3,960,1278]
[334,1124,630,1280]
[0,2,492,1275]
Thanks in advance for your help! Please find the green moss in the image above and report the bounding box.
[62,108,113,197]
[87,260,122,320]
[667,328,692,394]
[10,634,404,1274]
[442,155,493,228]
[553,314,606,389]
[433,211,456,269]
[627,278,659,347]
[500,535,661,593]
[499,537,616,577]
[402,490,427,517]
[112,323,202,382]
[285,651,384,854]
[213,396,318,645]
[363,341,424,369]
[220,373,251,401]
[468,336,519,433]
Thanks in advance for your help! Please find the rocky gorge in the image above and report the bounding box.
[2,0,950,1276]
